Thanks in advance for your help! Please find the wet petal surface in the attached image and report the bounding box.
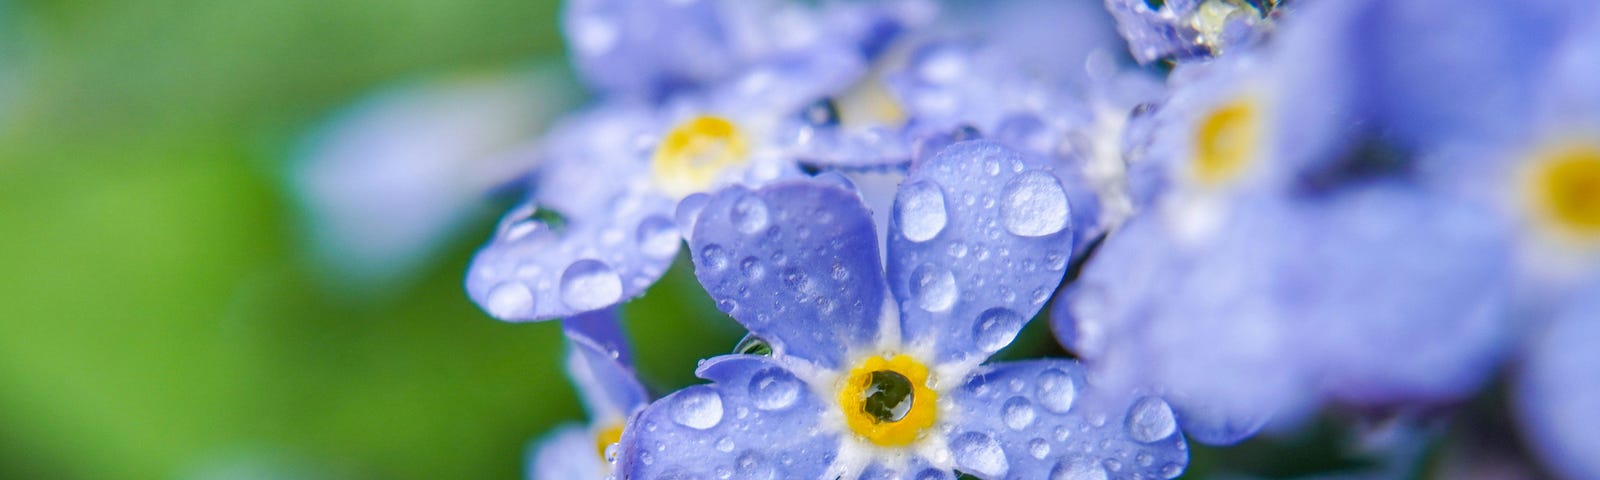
[688,181,885,368]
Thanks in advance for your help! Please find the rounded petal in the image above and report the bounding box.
[615,355,840,479]
[465,185,680,321]
[527,424,603,480]
[562,307,633,365]
[564,311,650,421]
[1517,288,1600,480]
[888,140,1073,364]
[688,181,886,368]
[944,360,1189,480]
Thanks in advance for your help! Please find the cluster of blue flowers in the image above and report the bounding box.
[452,0,1600,478]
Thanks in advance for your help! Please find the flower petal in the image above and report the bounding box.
[1517,286,1600,480]
[688,181,886,368]
[944,360,1189,480]
[564,310,649,422]
[526,423,603,480]
[465,185,679,322]
[615,355,840,479]
[888,140,1073,364]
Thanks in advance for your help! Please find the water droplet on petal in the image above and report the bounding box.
[1003,397,1037,430]
[700,244,729,270]
[974,308,1025,352]
[910,263,958,312]
[731,194,770,235]
[1127,396,1178,443]
[560,260,622,310]
[716,436,735,452]
[1036,368,1077,414]
[1050,459,1108,480]
[637,215,681,258]
[484,282,533,318]
[896,180,948,242]
[748,368,801,411]
[1001,171,1069,237]
[951,432,1009,478]
[671,389,724,430]
[740,256,765,280]
[1029,438,1051,459]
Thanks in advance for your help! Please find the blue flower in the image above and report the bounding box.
[616,140,1188,479]
[563,0,932,100]
[1104,0,1281,65]
[1516,281,1600,480]
[527,308,649,479]
[290,69,572,291]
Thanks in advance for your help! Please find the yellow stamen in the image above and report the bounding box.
[593,422,625,461]
[651,115,750,198]
[1191,97,1260,186]
[836,354,938,447]
[1526,143,1600,238]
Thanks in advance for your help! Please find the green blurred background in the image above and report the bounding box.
[0,0,745,478]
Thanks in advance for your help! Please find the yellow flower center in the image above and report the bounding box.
[1191,97,1260,187]
[593,422,625,462]
[1526,143,1600,238]
[651,115,750,198]
[836,354,938,447]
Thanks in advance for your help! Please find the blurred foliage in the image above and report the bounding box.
[0,0,739,478]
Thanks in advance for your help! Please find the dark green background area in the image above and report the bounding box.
[0,0,738,478]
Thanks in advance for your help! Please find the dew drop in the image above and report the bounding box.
[1050,459,1108,480]
[896,180,948,242]
[1126,396,1177,443]
[748,368,801,411]
[974,308,1025,352]
[740,257,765,280]
[951,432,1009,478]
[1002,397,1037,430]
[1036,368,1077,414]
[1029,438,1051,459]
[731,194,770,235]
[671,389,724,430]
[910,263,958,312]
[1001,171,1069,237]
[637,215,681,258]
[700,244,730,270]
[484,282,533,318]
[560,260,622,311]
[716,436,735,452]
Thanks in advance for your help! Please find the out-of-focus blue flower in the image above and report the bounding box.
[1516,282,1600,480]
[616,140,1189,480]
[527,308,648,480]
[289,69,573,293]
[563,0,933,100]
[1104,0,1285,65]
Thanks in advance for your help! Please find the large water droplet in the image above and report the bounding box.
[560,260,622,311]
[910,263,958,312]
[740,257,765,280]
[731,194,770,235]
[974,308,1025,352]
[1036,368,1077,414]
[950,432,1009,478]
[862,370,915,423]
[1001,171,1069,237]
[1029,438,1051,459]
[671,389,724,430]
[896,180,948,242]
[484,282,533,318]
[1002,397,1037,430]
[733,333,772,356]
[637,215,680,258]
[1126,396,1177,443]
[700,244,729,270]
[1050,459,1108,480]
[748,368,801,411]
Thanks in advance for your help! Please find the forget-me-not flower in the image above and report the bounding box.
[615,140,1188,479]
[1104,0,1285,65]
[527,308,649,480]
